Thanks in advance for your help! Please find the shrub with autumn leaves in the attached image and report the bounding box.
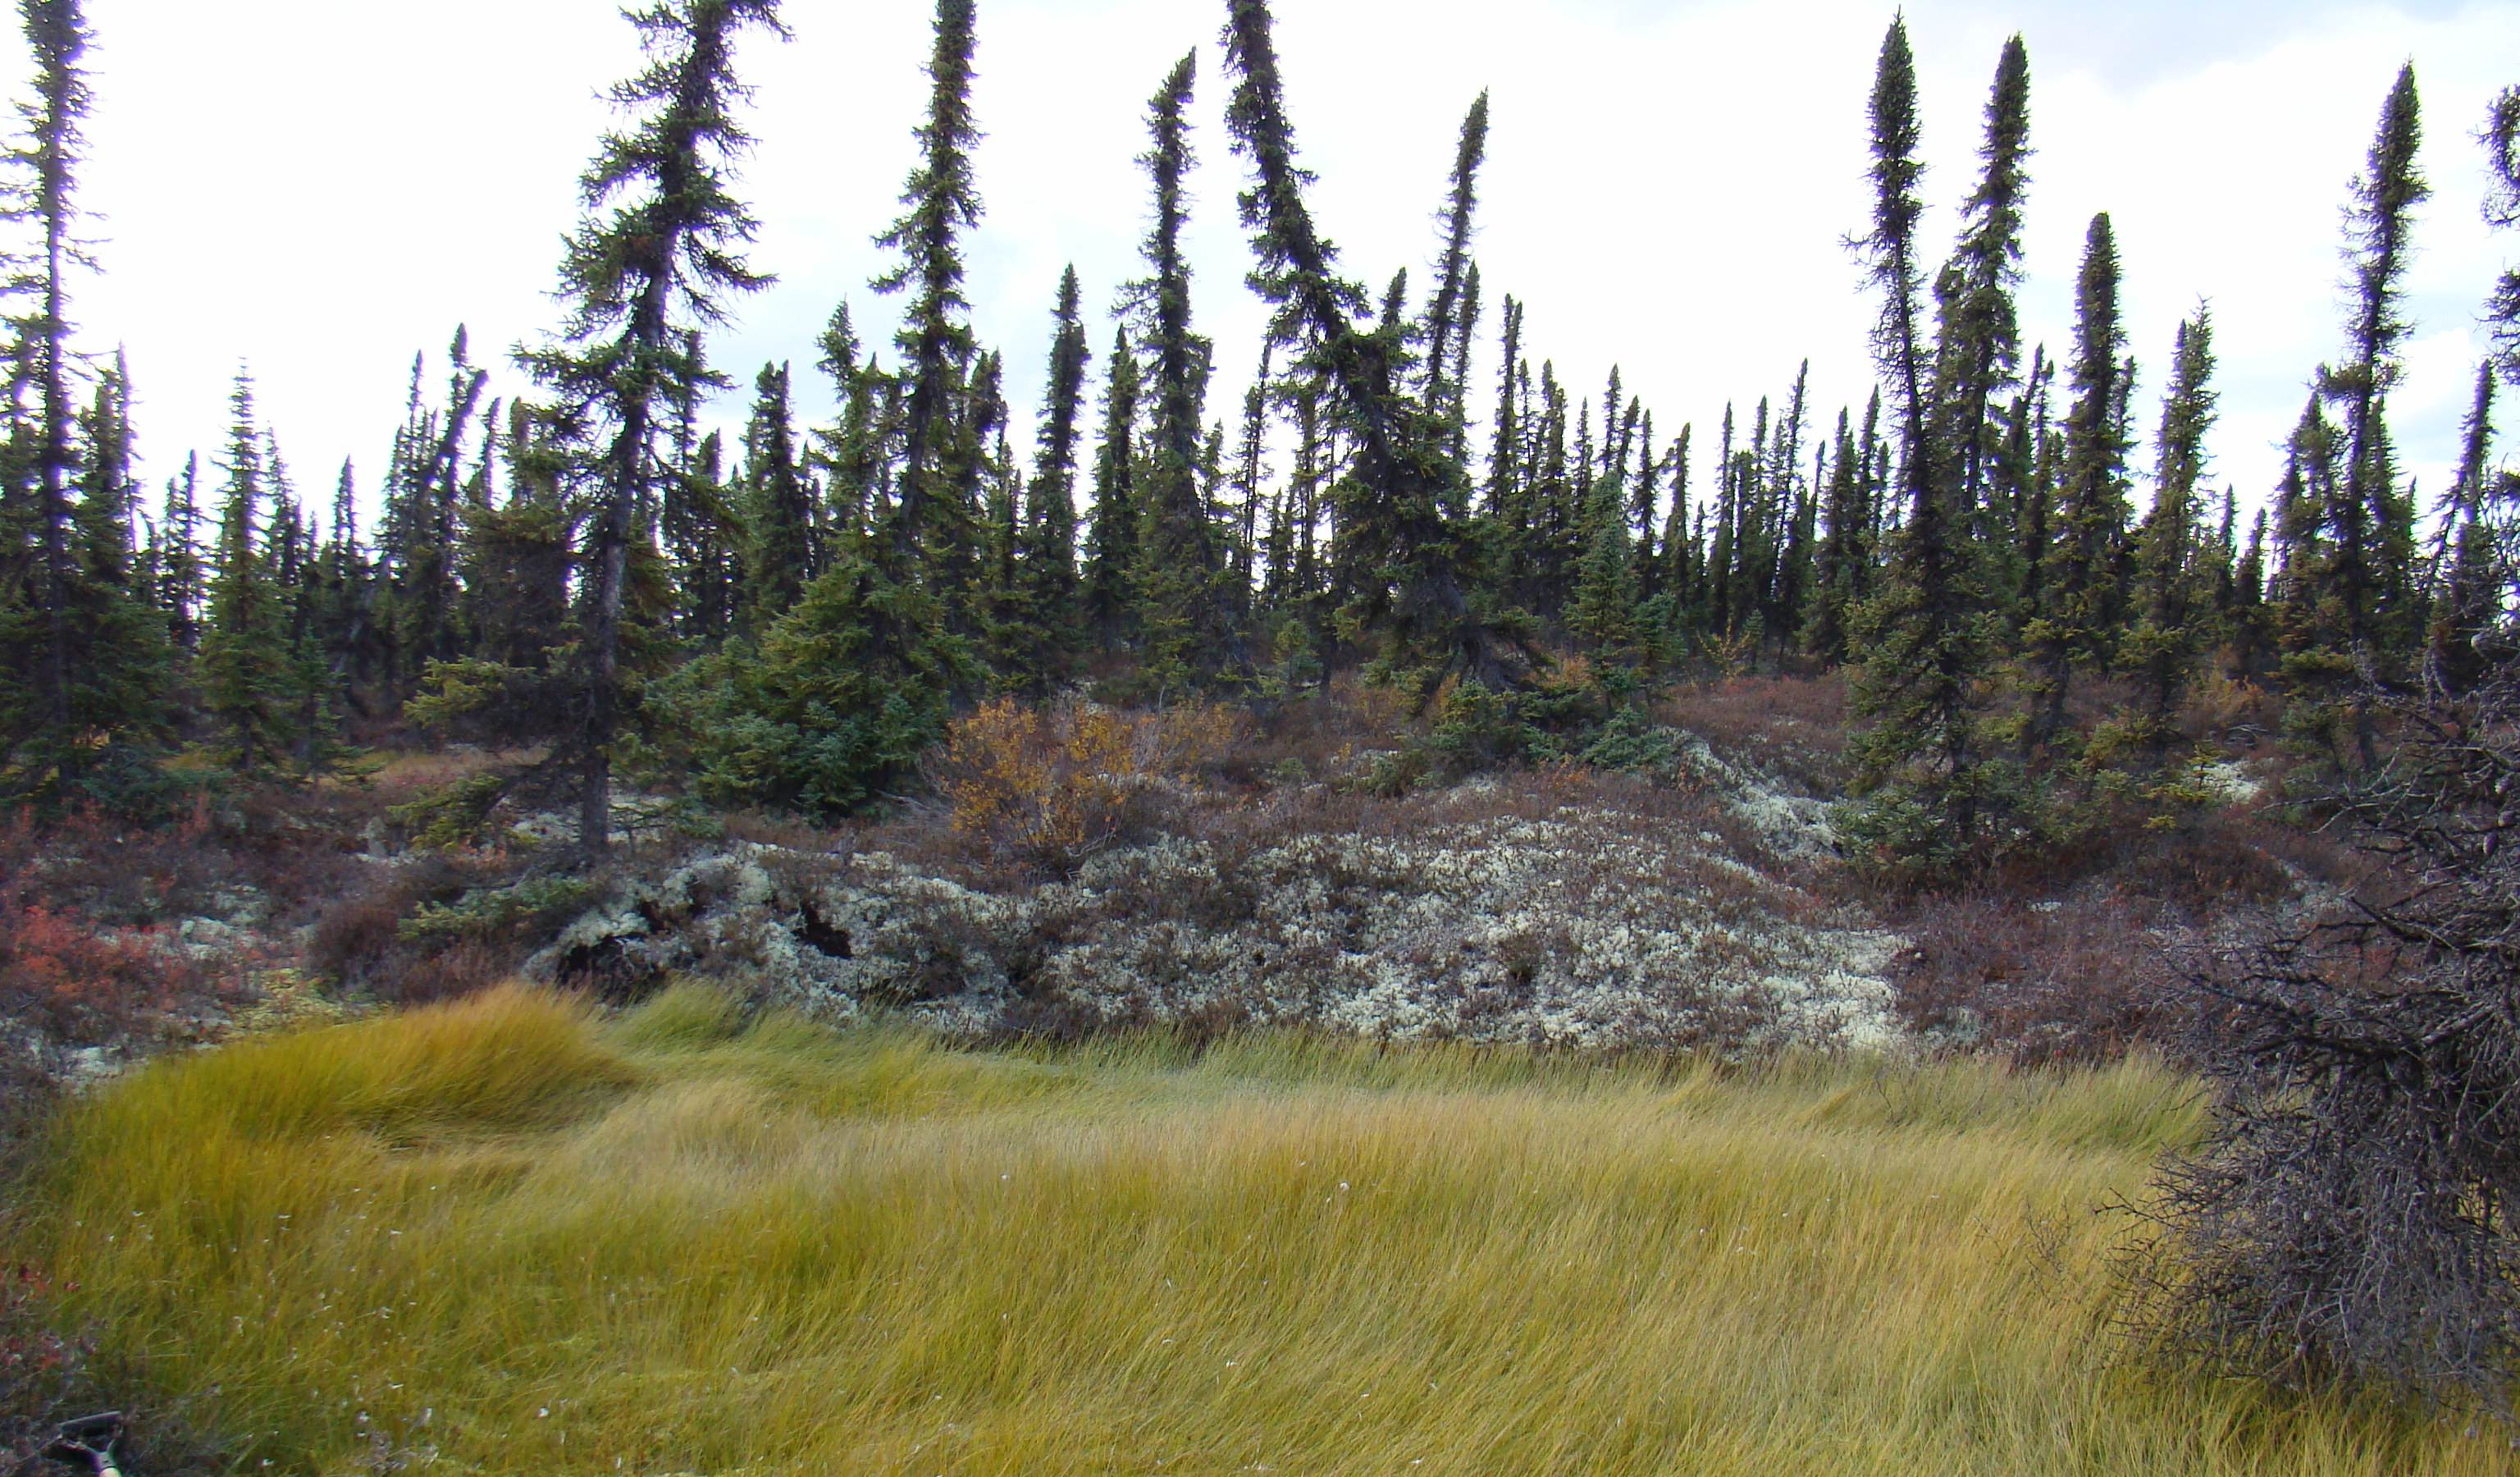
[0,810,227,1067]
[926,699,1244,873]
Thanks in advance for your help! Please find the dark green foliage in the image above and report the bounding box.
[740,359,815,626]
[1845,16,1999,876]
[2025,212,2133,750]
[872,0,983,595]
[12,0,2502,890]
[1124,51,1239,694]
[1012,265,1091,687]
[2490,83,2520,382]
[811,304,886,542]
[0,0,168,805]
[1809,409,1867,661]
[1931,35,2031,534]
[1082,324,1143,646]
[6,0,89,786]
[2431,362,2501,692]
[1222,0,1529,697]
[199,373,291,772]
[381,331,490,683]
[665,552,970,816]
[514,0,787,852]
[2289,65,2428,774]
[2121,308,2218,757]
[1568,469,1638,655]
[1422,91,1490,505]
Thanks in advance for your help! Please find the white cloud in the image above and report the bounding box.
[70,0,2520,539]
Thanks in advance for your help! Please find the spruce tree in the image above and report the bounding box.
[1568,465,1637,655]
[1228,339,1275,613]
[811,303,885,540]
[1124,51,1236,693]
[9,0,88,785]
[1422,90,1490,510]
[1846,16,1996,871]
[199,373,290,773]
[2121,307,2217,756]
[1081,324,1143,647]
[1930,35,2031,536]
[2490,82,2520,382]
[871,0,982,594]
[514,0,786,853]
[157,451,202,649]
[1485,294,1523,517]
[663,356,739,643]
[2025,212,2133,749]
[1016,264,1091,684]
[1810,407,1866,661]
[2318,62,2427,769]
[1221,0,1527,694]
[0,0,162,802]
[740,359,815,625]
[2428,363,2502,691]
[382,330,490,683]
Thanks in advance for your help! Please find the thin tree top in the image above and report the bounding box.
[874,0,984,334]
[549,0,788,346]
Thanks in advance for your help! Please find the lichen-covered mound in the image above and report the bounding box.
[532,775,1900,1051]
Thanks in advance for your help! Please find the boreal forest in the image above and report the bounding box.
[9,0,2520,1471]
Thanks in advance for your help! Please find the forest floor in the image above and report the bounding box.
[13,985,2515,1476]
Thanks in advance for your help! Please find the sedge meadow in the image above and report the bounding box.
[11,985,2515,1475]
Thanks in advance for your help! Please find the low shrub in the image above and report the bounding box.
[1891,889,2189,1064]
[304,854,554,1006]
[927,698,1241,873]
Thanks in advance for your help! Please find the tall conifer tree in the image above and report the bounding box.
[1017,265,1091,682]
[2026,212,2133,748]
[2319,62,2427,768]
[1221,0,1524,693]
[200,373,290,772]
[1082,325,1143,647]
[1125,51,1236,692]
[1930,35,2031,536]
[1847,16,1993,870]
[2123,307,2217,754]
[514,0,786,852]
[872,0,983,594]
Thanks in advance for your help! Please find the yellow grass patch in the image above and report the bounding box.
[16,985,2508,1475]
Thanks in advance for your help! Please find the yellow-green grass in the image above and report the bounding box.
[12,985,2508,1475]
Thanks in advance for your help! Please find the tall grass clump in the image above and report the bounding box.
[10,985,2514,1475]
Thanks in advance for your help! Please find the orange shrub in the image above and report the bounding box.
[0,808,222,1051]
[929,699,1241,871]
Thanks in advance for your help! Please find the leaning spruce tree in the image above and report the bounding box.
[1124,50,1239,694]
[1221,0,1528,696]
[515,0,785,854]
[2319,62,2427,772]
[872,0,984,601]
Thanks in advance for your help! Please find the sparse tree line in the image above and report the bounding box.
[0,0,2516,877]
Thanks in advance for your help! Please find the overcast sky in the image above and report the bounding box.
[71,0,2520,538]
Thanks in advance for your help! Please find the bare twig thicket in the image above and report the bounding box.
[2124,658,2520,1408]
